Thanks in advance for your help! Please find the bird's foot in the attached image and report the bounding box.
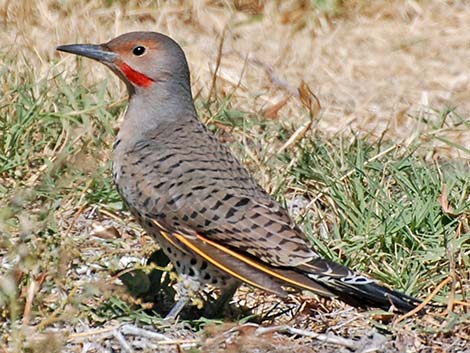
[203,283,239,318]
[164,275,202,320]
[164,296,189,320]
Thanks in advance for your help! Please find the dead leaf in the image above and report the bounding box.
[262,96,291,119]
[439,184,458,217]
[91,224,120,239]
[298,81,321,118]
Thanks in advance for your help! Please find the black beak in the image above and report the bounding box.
[56,44,118,63]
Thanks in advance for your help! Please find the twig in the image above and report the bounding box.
[277,119,312,156]
[239,53,299,97]
[68,324,199,349]
[119,324,199,348]
[22,278,38,326]
[225,52,249,98]
[255,325,358,349]
[208,29,226,104]
[111,263,170,282]
[63,185,92,238]
[447,226,457,313]
[68,324,120,340]
[152,340,199,346]
[269,82,321,161]
[81,342,104,353]
[454,300,470,307]
[113,329,134,353]
[396,276,452,323]
[119,324,171,341]
[99,207,127,223]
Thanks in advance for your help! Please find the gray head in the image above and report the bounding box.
[57,31,192,96]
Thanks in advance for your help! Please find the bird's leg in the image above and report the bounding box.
[164,275,202,320]
[165,295,189,320]
[203,282,239,318]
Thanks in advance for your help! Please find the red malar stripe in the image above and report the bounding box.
[120,63,154,88]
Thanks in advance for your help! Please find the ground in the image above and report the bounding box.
[1,1,470,352]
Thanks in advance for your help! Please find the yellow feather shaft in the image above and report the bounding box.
[151,219,330,297]
[172,233,274,292]
[193,233,330,296]
[150,219,188,254]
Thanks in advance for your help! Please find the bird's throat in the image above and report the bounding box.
[120,63,154,88]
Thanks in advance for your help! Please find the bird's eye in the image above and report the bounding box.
[132,46,146,56]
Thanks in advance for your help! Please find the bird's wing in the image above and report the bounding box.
[127,122,317,267]
[179,189,316,267]
[158,161,316,266]
[153,220,335,298]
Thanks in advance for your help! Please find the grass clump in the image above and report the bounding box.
[286,135,469,303]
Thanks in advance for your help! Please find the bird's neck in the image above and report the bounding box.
[116,82,197,147]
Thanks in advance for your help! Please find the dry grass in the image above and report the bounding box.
[1,1,470,352]
[4,0,470,157]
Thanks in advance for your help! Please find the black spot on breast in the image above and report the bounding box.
[168,194,183,206]
[234,198,250,207]
[264,220,275,227]
[157,153,175,163]
[225,208,236,219]
[280,224,292,233]
[223,194,234,201]
[143,197,151,207]
[210,200,223,211]
[192,185,207,191]
[167,160,182,169]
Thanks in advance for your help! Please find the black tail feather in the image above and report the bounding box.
[323,279,421,313]
[299,258,421,313]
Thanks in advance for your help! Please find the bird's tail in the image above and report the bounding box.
[296,258,421,313]
[165,226,421,313]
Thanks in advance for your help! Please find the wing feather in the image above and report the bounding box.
[172,231,334,298]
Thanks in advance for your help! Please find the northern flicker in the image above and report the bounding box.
[57,32,420,318]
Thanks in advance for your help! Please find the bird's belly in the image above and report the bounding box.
[130,210,238,290]
[112,149,238,289]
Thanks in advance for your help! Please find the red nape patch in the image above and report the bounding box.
[120,63,154,88]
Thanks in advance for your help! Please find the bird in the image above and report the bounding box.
[57,31,420,318]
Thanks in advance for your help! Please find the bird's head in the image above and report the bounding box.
[57,31,191,95]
